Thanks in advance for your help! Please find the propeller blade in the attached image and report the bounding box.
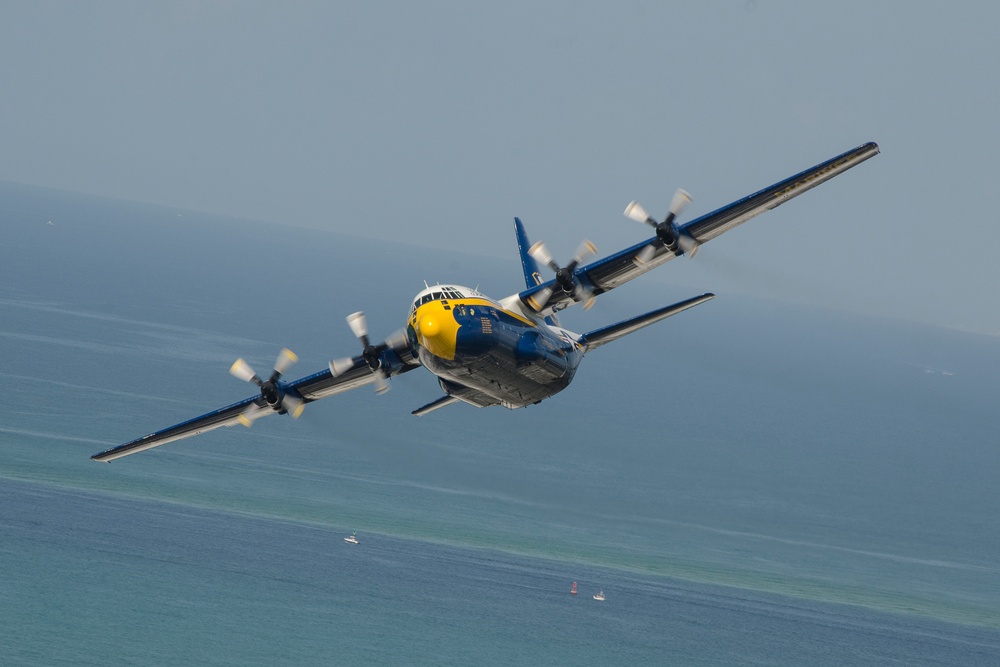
[634,244,657,266]
[573,284,596,311]
[384,328,409,351]
[329,356,355,377]
[528,241,560,273]
[678,232,700,257]
[346,312,368,340]
[231,349,305,419]
[236,404,268,427]
[669,188,692,218]
[527,285,554,312]
[624,200,654,225]
[273,348,298,376]
[230,358,260,384]
[283,394,305,419]
[373,370,390,395]
[335,313,407,389]
[571,239,597,267]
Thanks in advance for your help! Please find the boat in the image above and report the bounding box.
[344,531,359,545]
[593,591,605,601]
[570,582,577,595]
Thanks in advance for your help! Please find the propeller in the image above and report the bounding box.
[526,239,598,312]
[229,348,305,421]
[329,311,409,394]
[625,188,698,265]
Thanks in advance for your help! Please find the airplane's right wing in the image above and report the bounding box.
[92,349,419,463]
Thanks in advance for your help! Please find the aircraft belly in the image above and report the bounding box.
[417,319,576,408]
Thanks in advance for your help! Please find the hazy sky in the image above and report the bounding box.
[2,2,998,333]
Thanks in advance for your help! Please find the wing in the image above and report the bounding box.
[91,395,266,462]
[91,355,419,462]
[518,142,879,314]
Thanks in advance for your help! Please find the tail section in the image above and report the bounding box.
[514,217,544,290]
[514,217,561,326]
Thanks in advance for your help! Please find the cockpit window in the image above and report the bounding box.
[410,287,475,316]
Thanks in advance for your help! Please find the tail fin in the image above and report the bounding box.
[514,217,560,326]
[514,217,544,290]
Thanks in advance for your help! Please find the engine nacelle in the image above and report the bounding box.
[656,224,680,253]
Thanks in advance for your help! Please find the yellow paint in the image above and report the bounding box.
[411,297,534,360]
[413,299,462,360]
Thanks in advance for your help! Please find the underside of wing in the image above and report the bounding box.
[91,396,266,462]
[92,354,421,462]
[287,356,421,401]
[518,142,879,315]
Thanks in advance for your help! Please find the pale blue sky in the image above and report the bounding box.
[2,2,998,332]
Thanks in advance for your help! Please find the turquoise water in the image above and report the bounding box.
[4,479,998,666]
[3,183,1000,664]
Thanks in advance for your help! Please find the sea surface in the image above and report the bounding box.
[2,183,999,664]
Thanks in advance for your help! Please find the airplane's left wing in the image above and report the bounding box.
[519,142,879,314]
[92,354,418,462]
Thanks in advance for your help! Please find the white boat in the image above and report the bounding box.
[344,532,359,545]
[593,591,605,601]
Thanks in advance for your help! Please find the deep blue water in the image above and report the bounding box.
[2,182,999,664]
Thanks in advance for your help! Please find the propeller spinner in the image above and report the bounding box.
[625,188,698,265]
[229,348,305,423]
[526,239,598,312]
[329,311,409,394]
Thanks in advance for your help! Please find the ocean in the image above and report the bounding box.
[2,182,999,664]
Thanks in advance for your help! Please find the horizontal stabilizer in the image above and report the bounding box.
[580,293,715,350]
[412,394,461,416]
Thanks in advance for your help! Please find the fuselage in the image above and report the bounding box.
[407,285,585,409]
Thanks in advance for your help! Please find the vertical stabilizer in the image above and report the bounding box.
[514,217,544,290]
[514,217,559,326]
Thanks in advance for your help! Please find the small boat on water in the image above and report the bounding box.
[593,591,605,601]
[344,531,359,545]
[570,582,577,595]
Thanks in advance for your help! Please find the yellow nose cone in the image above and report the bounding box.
[420,316,440,338]
[414,301,459,360]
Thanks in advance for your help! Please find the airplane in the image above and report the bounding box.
[92,142,880,462]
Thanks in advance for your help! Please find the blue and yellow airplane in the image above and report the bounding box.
[92,142,879,462]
